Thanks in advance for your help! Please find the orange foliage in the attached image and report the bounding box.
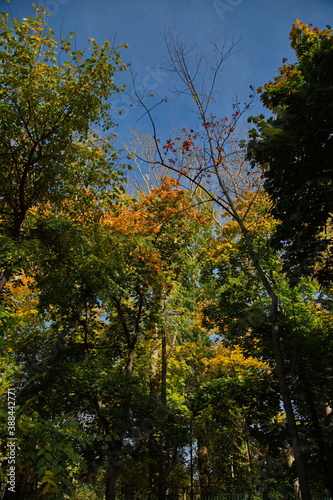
[103,176,206,237]
[182,140,193,151]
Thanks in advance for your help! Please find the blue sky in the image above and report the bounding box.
[5,0,333,144]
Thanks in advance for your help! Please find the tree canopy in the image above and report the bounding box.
[1,9,333,500]
[247,21,333,285]
[0,5,127,290]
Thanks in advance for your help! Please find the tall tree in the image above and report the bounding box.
[132,34,313,499]
[0,6,128,498]
[1,177,209,499]
[247,21,333,285]
[200,194,333,495]
[0,5,127,291]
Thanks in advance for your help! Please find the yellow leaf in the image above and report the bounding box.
[41,483,51,494]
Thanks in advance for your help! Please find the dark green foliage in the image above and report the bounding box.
[247,22,333,284]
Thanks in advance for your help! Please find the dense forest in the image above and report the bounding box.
[0,6,333,500]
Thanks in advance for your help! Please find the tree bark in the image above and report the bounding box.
[158,332,167,500]
[105,440,122,500]
[230,218,311,499]
[197,422,211,495]
[0,267,12,293]
[270,297,311,500]
[284,441,301,497]
[149,331,160,495]
[105,349,135,500]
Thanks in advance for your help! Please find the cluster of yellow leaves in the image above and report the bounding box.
[260,21,332,103]
[40,470,57,495]
[203,190,278,267]
[174,341,271,384]
[202,234,240,266]
[187,311,212,334]
[3,273,39,326]
[206,343,271,376]
[259,65,303,100]
[291,19,332,52]
[230,190,276,235]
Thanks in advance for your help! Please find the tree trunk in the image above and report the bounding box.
[270,297,311,500]
[105,441,122,500]
[150,329,159,395]
[197,422,211,495]
[149,331,159,495]
[284,441,301,497]
[158,461,166,500]
[243,415,255,495]
[0,267,12,292]
[158,332,167,500]
[105,349,135,500]
[105,462,117,500]
[239,226,312,500]
[161,333,167,405]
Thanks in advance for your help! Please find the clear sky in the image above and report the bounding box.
[4,0,333,145]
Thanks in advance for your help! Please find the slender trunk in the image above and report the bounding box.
[243,416,255,496]
[126,350,134,385]
[158,461,166,500]
[197,422,211,495]
[193,348,211,495]
[158,332,167,500]
[124,347,135,416]
[270,297,311,500]
[161,333,167,404]
[190,418,194,500]
[105,350,135,500]
[105,462,116,500]
[284,441,301,497]
[150,329,159,394]
[206,140,312,497]
[238,224,312,500]
[149,332,159,495]
[105,440,122,500]
[0,267,12,292]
